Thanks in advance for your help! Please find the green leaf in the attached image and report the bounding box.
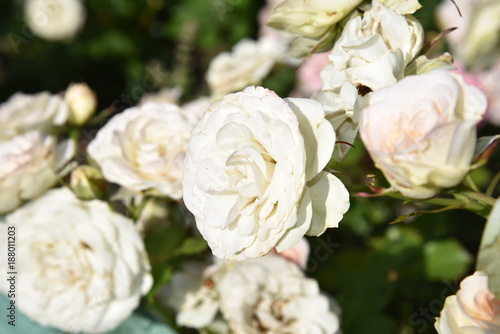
[147,266,174,304]
[144,224,187,263]
[173,237,208,256]
[423,239,472,281]
[0,293,177,334]
[477,199,500,297]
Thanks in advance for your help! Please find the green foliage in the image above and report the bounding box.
[423,240,472,281]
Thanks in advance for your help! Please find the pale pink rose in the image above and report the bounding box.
[436,271,500,333]
[359,70,486,199]
[272,237,310,269]
[293,52,331,98]
[457,272,500,327]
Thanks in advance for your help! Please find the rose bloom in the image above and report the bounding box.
[206,37,285,99]
[88,102,197,200]
[0,188,153,333]
[0,131,74,214]
[435,271,500,333]
[219,254,340,334]
[359,69,487,199]
[169,254,341,334]
[313,0,424,160]
[25,0,86,41]
[164,254,340,334]
[0,91,69,139]
[182,86,349,261]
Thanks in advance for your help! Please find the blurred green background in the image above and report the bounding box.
[0,0,498,333]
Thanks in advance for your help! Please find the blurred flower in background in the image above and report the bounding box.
[164,253,341,334]
[24,0,87,41]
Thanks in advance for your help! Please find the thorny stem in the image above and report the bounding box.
[386,191,493,218]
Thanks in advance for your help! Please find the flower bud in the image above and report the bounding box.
[64,83,97,126]
[70,165,107,200]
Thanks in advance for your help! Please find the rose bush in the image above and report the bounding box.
[88,102,197,199]
[359,69,487,199]
[0,131,74,214]
[0,187,153,333]
[182,86,349,261]
[0,91,69,139]
[435,271,500,333]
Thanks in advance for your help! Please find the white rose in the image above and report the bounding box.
[88,102,196,200]
[268,0,363,57]
[164,255,340,334]
[25,0,86,41]
[0,91,69,139]
[0,131,74,214]
[0,187,153,333]
[435,271,500,333]
[206,37,285,99]
[64,82,97,126]
[217,254,340,334]
[359,69,487,199]
[182,86,349,261]
[313,1,424,160]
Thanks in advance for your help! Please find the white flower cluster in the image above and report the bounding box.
[0,84,97,214]
[313,0,424,159]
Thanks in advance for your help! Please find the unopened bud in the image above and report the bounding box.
[70,165,107,200]
[65,83,97,126]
